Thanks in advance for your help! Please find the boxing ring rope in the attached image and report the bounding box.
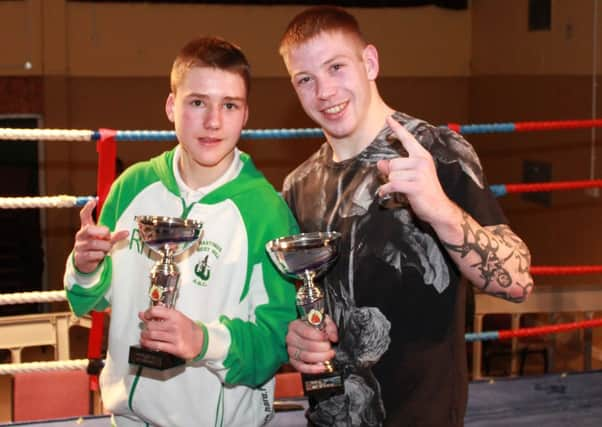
[1,262,602,307]
[2,178,602,210]
[2,260,602,306]
[1,117,602,142]
[489,179,602,197]
[0,195,95,209]
[2,308,602,374]
[0,290,67,305]
[0,359,88,375]
[465,318,602,342]
[531,266,602,275]
[446,118,602,134]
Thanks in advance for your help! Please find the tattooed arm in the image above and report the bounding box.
[439,209,533,302]
[377,116,533,302]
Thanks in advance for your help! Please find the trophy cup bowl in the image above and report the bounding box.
[137,215,203,257]
[128,215,203,370]
[266,231,344,399]
[265,231,340,281]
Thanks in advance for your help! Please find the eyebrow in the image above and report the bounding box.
[223,96,246,102]
[292,54,350,79]
[323,54,348,67]
[185,93,246,102]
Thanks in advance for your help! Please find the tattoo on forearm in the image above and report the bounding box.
[442,212,533,301]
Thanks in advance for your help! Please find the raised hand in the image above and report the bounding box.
[73,199,129,273]
[138,306,204,360]
[376,115,461,226]
[286,316,338,374]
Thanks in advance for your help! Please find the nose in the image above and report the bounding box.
[316,77,336,100]
[204,105,222,130]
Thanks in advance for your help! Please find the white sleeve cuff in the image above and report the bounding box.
[64,252,105,289]
[203,320,231,366]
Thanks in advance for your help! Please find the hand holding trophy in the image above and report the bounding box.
[128,215,203,370]
[266,231,343,399]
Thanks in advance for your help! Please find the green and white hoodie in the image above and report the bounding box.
[64,148,298,427]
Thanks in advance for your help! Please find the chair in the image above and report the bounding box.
[471,284,602,380]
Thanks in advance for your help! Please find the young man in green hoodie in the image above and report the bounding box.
[64,36,298,427]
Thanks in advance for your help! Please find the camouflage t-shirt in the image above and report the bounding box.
[282,112,506,427]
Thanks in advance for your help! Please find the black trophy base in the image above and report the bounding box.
[302,371,345,400]
[128,345,185,370]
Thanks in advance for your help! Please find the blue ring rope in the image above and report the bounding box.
[91,129,325,141]
[464,331,500,342]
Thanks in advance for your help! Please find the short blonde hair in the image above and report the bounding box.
[279,6,367,58]
[170,36,250,96]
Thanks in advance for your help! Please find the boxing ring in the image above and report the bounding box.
[2,371,602,426]
[2,119,602,425]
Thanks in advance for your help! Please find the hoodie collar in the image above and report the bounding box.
[172,145,243,206]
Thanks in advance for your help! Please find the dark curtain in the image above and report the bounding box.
[0,116,44,317]
[67,1,468,10]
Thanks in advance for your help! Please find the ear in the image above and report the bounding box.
[165,93,175,123]
[242,105,249,127]
[362,44,379,80]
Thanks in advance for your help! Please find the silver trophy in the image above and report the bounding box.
[128,215,203,370]
[266,231,344,399]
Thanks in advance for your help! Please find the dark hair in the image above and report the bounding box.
[279,6,367,58]
[170,36,250,95]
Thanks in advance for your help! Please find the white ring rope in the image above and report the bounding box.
[0,359,88,375]
[0,128,93,141]
[0,290,67,305]
[0,195,87,209]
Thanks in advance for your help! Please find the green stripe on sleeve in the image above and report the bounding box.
[66,257,113,316]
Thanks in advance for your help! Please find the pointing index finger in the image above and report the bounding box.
[386,115,426,157]
[79,199,97,227]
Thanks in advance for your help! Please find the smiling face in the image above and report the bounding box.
[165,66,248,188]
[283,31,379,156]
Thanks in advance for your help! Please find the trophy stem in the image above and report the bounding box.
[301,270,323,301]
[162,245,175,264]
[302,269,315,285]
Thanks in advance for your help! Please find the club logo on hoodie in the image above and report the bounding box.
[194,254,211,281]
[193,239,222,287]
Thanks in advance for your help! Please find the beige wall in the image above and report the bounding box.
[0,0,601,289]
[1,1,471,78]
[472,0,602,75]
